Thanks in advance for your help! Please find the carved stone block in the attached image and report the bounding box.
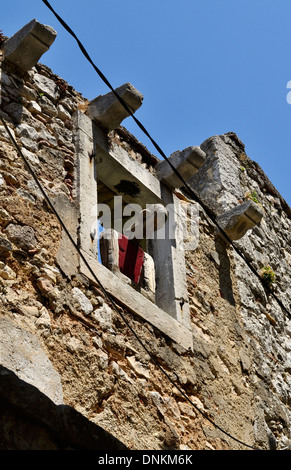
[3,19,57,73]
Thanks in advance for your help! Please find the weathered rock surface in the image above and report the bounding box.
[0,317,63,405]
[0,22,290,452]
[0,365,127,450]
[5,224,37,251]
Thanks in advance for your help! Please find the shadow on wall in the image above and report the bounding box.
[0,365,128,450]
[215,238,236,306]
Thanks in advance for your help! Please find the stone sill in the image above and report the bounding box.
[79,250,193,351]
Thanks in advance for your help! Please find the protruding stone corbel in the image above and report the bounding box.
[216,200,264,242]
[3,19,57,73]
[155,146,206,190]
[88,83,143,130]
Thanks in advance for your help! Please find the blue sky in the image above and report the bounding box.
[2,0,291,205]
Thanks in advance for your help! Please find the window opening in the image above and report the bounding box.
[96,179,167,303]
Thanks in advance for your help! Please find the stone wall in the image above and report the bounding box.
[0,365,127,450]
[0,22,291,451]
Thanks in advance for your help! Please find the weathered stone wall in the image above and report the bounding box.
[187,133,291,450]
[1,29,291,451]
[0,365,127,450]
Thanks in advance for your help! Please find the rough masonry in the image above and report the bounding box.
[0,20,291,450]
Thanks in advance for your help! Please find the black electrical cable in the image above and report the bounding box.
[41,0,291,321]
[0,114,260,451]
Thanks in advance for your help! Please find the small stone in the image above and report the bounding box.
[0,265,16,280]
[40,265,59,284]
[0,173,5,186]
[19,305,40,317]
[205,442,216,451]
[96,349,109,370]
[37,276,54,295]
[0,208,12,226]
[15,123,39,141]
[5,224,37,251]
[103,335,126,358]
[35,306,51,330]
[239,349,251,373]
[92,304,112,328]
[59,97,76,112]
[19,137,38,152]
[35,114,50,124]
[0,237,13,258]
[27,180,44,201]
[39,96,58,118]
[21,147,39,165]
[189,396,206,412]
[16,188,36,204]
[66,336,83,354]
[72,287,93,315]
[2,172,19,186]
[126,356,151,379]
[20,85,38,101]
[27,100,42,115]
[37,128,57,147]
[93,336,103,349]
[178,402,197,418]
[33,73,60,101]
[95,296,104,306]
[111,361,133,383]
[57,104,71,121]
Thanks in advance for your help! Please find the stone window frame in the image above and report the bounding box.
[73,111,193,351]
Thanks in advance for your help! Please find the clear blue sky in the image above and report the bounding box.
[2,0,291,205]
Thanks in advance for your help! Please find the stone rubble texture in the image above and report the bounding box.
[0,25,291,451]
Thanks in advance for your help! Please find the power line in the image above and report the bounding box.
[1,1,281,448]
[0,114,259,451]
[41,0,291,321]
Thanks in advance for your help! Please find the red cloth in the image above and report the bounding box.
[118,235,144,284]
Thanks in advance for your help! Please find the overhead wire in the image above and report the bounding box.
[41,0,290,321]
[1,0,285,450]
[35,0,289,449]
[0,115,259,450]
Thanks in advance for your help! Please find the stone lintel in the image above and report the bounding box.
[88,83,143,130]
[3,19,57,73]
[155,146,206,189]
[216,200,264,241]
[95,139,163,207]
